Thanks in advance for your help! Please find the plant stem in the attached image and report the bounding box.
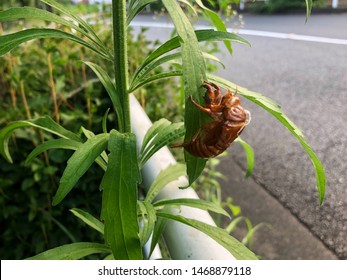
[19,80,31,120]
[81,53,92,129]
[47,53,60,123]
[112,0,130,133]
[38,130,50,166]
[7,54,18,109]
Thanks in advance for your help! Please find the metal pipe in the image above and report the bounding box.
[130,94,235,260]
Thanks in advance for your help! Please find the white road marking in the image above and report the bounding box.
[130,20,347,45]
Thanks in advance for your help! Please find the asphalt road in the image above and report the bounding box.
[132,13,347,259]
[216,13,347,260]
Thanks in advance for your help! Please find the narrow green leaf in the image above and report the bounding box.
[145,163,187,203]
[0,7,85,36]
[80,127,108,169]
[132,29,249,85]
[144,30,249,68]
[84,61,124,132]
[163,0,208,185]
[138,201,157,247]
[0,28,109,60]
[100,130,142,260]
[131,52,223,87]
[80,126,94,139]
[203,52,225,68]
[154,198,230,218]
[102,108,111,134]
[129,71,182,93]
[149,217,168,259]
[298,140,326,204]
[208,74,283,116]
[305,0,313,22]
[40,0,91,31]
[127,0,157,25]
[235,138,254,178]
[70,208,104,235]
[179,0,198,16]
[185,156,208,187]
[129,0,137,9]
[0,116,80,163]
[225,196,241,216]
[40,0,104,45]
[131,52,182,87]
[157,212,258,260]
[51,217,77,243]
[104,254,115,260]
[194,0,233,54]
[25,138,81,166]
[225,216,248,234]
[141,118,172,153]
[208,75,326,204]
[241,223,271,248]
[40,0,110,56]
[139,120,185,168]
[26,242,110,260]
[199,30,250,46]
[52,133,109,206]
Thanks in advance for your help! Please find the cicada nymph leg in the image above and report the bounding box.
[202,82,223,110]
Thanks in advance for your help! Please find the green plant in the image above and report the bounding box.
[193,153,237,225]
[0,0,324,260]
[192,150,267,251]
[0,19,183,259]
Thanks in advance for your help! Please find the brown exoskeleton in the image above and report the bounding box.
[173,81,251,158]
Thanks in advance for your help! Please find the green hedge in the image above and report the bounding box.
[249,0,326,13]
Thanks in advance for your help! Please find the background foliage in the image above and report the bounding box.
[248,0,326,13]
[0,14,180,258]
